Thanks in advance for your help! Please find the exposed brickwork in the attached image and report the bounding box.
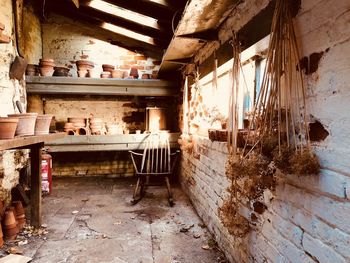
[180,0,350,262]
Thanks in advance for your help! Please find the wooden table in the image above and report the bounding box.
[0,133,65,227]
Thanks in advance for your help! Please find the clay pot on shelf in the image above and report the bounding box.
[111,70,124,78]
[53,67,69,77]
[3,210,18,240]
[12,201,25,230]
[65,129,76,135]
[141,73,150,79]
[100,71,111,78]
[76,60,94,69]
[40,66,54,77]
[26,64,37,76]
[77,69,88,78]
[39,59,55,77]
[0,117,19,139]
[102,64,115,73]
[7,113,38,137]
[76,127,89,135]
[129,67,139,79]
[34,114,53,135]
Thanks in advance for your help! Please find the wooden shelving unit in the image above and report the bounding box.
[46,133,180,152]
[26,76,178,96]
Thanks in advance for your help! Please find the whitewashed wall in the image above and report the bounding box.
[180,0,350,262]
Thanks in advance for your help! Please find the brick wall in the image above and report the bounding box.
[0,0,42,204]
[180,0,350,262]
[41,14,160,78]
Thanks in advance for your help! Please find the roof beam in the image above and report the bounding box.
[93,0,180,21]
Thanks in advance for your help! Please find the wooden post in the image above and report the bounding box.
[30,143,43,227]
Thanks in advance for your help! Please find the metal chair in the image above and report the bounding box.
[129,132,180,206]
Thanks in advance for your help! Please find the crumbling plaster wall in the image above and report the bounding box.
[180,0,350,262]
[0,0,42,204]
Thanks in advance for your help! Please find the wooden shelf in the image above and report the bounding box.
[0,133,65,151]
[26,76,178,96]
[46,133,180,152]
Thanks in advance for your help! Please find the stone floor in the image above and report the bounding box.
[3,178,227,263]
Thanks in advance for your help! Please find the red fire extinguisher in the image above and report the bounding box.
[42,150,52,195]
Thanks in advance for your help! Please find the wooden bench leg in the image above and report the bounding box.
[30,143,43,227]
[165,176,174,207]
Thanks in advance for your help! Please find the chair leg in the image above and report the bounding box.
[140,176,146,198]
[131,177,141,205]
[165,176,174,207]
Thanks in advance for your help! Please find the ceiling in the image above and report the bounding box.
[46,0,188,59]
[45,0,239,76]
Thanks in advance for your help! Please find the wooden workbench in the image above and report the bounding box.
[0,133,65,227]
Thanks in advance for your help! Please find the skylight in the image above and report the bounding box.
[89,0,160,30]
[102,22,156,45]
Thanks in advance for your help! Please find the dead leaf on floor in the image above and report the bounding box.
[193,233,201,239]
[201,245,210,250]
[113,221,122,225]
[17,240,28,246]
[72,210,79,214]
[7,247,23,255]
[180,224,194,233]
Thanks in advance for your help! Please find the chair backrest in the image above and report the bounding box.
[141,132,171,174]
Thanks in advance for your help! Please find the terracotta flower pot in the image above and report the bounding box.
[111,70,124,78]
[76,127,89,135]
[77,69,88,78]
[12,201,25,216]
[0,117,19,139]
[26,64,37,76]
[34,114,53,135]
[7,113,38,136]
[40,66,54,77]
[101,71,111,78]
[39,59,55,68]
[3,210,18,240]
[76,60,94,70]
[129,67,139,79]
[53,67,69,77]
[102,64,115,72]
[65,129,76,135]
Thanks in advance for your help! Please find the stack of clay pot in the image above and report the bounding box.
[64,122,75,135]
[34,114,53,135]
[8,113,38,137]
[89,117,103,135]
[101,64,115,78]
[12,201,26,230]
[66,117,89,135]
[0,117,19,139]
[39,59,55,76]
[3,210,18,240]
[76,60,94,78]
